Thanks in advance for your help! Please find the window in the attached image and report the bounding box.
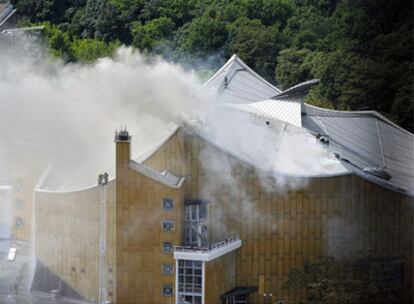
[15,217,23,229]
[177,260,203,304]
[162,263,174,275]
[14,179,23,192]
[162,241,173,253]
[163,198,174,210]
[162,220,174,232]
[14,199,24,209]
[162,284,173,296]
[184,202,208,247]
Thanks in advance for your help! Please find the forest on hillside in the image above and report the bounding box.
[11,0,413,132]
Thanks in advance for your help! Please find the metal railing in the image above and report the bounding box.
[175,234,240,253]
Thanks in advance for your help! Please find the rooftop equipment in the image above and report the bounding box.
[363,167,392,180]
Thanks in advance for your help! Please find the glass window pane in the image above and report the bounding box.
[163,198,174,210]
[162,263,173,275]
[162,220,174,231]
[162,284,173,296]
[162,241,173,253]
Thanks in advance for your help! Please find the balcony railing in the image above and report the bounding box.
[174,234,242,261]
[175,234,240,252]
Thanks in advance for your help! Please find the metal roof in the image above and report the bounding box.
[204,55,414,195]
[202,54,281,104]
[229,98,302,127]
[0,1,15,29]
[302,104,414,196]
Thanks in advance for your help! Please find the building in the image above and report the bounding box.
[16,55,414,303]
[0,1,16,32]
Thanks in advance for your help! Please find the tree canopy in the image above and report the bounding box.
[11,0,414,131]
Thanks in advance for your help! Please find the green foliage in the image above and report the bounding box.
[40,22,72,59]
[227,17,284,82]
[175,12,227,58]
[275,48,312,89]
[40,22,119,62]
[71,38,120,62]
[12,0,414,131]
[131,17,175,52]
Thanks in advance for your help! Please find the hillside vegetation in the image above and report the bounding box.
[11,0,413,131]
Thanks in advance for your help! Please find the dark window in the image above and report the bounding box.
[162,284,174,296]
[163,198,174,210]
[15,217,23,229]
[162,220,174,232]
[162,241,173,253]
[14,199,24,209]
[162,263,174,275]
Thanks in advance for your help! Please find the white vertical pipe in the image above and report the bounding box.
[202,261,205,304]
[98,174,108,304]
[175,259,179,304]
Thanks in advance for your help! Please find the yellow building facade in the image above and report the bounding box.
[32,127,414,304]
[31,55,414,304]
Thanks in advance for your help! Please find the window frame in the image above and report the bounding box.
[162,198,174,211]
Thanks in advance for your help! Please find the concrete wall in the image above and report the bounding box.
[34,181,117,302]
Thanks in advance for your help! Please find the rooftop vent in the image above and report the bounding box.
[316,134,329,145]
[363,167,392,180]
[114,127,130,141]
[98,172,109,186]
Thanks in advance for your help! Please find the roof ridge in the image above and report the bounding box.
[202,54,281,94]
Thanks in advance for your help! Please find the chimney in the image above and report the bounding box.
[115,127,131,169]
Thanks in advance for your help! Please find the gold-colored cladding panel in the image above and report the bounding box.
[184,134,414,304]
[115,132,184,304]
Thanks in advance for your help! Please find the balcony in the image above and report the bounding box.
[174,234,242,262]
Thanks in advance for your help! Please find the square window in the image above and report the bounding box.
[162,263,174,275]
[162,241,173,253]
[162,284,173,296]
[162,220,174,231]
[162,198,174,210]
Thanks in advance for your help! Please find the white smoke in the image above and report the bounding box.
[0,46,211,190]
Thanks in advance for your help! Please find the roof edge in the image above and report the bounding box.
[202,54,281,94]
[304,103,414,137]
[129,159,185,189]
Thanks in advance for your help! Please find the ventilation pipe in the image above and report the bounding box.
[98,172,109,304]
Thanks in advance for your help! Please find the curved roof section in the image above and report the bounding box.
[302,104,414,196]
[203,55,413,195]
[37,122,179,192]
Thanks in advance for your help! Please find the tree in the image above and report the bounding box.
[275,48,313,89]
[174,11,227,60]
[131,17,175,52]
[70,38,119,62]
[41,21,73,60]
[227,17,284,82]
